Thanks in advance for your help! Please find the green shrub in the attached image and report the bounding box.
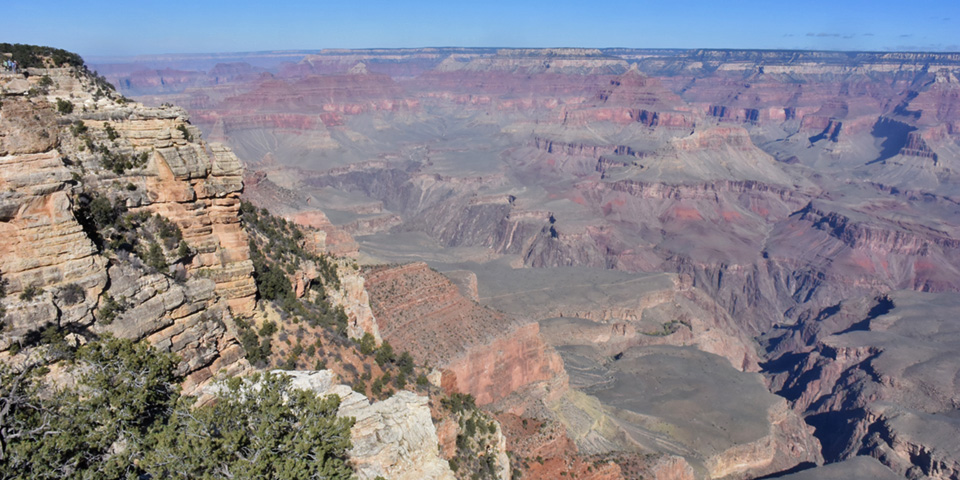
[97,293,126,324]
[352,378,366,394]
[60,283,85,305]
[143,241,167,271]
[55,98,73,114]
[398,351,415,376]
[177,240,191,258]
[235,318,275,367]
[99,149,147,175]
[176,124,193,141]
[70,120,87,136]
[155,215,183,249]
[259,320,278,337]
[104,123,119,141]
[358,332,377,355]
[375,340,395,367]
[19,285,42,301]
[0,338,355,479]
[442,393,477,414]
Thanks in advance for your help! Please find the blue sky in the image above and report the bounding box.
[5,0,959,57]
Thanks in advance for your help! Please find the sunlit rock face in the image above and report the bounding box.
[0,64,255,393]
[280,370,456,480]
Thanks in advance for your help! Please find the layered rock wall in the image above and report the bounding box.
[0,65,255,393]
[364,262,567,405]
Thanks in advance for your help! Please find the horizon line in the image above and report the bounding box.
[84,45,960,62]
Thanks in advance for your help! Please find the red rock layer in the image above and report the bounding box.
[364,262,566,405]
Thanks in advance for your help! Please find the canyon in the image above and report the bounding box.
[1,45,959,479]
[90,47,960,479]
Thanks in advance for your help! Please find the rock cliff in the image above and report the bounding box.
[364,262,566,405]
[272,370,456,480]
[0,61,255,392]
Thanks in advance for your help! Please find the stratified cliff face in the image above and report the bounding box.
[0,64,255,392]
[364,262,566,405]
[113,115,256,315]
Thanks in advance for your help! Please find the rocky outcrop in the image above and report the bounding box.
[0,147,108,348]
[796,201,960,253]
[272,370,456,480]
[0,97,59,155]
[706,105,760,124]
[94,264,246,391]
[434,408,511,480]
[647,456,696,480]
[806,118,843,143]
[898,131,938,162]
[131,128,257,314]
[0,64,254,393]
[289,209,361,257]
[533,136,647,159]
[326,261,381,342]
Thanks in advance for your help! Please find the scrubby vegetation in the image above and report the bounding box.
[55,98,73,114]
[643,318,691,337]
[71,120,148,175]
[442,393,505,479]
[97,146,148,175]
[58,283,85,306]
[97,293,127,325]
[241,200,345,330]
[18,285,42,301]
[239,200,356,371]
[235,317,278,367]
[0,43,84,69]
[73,192,191,275]
[103,122,119,140]
[69,120,88,137]
[239,200,429,401]
[0,336,355,479]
